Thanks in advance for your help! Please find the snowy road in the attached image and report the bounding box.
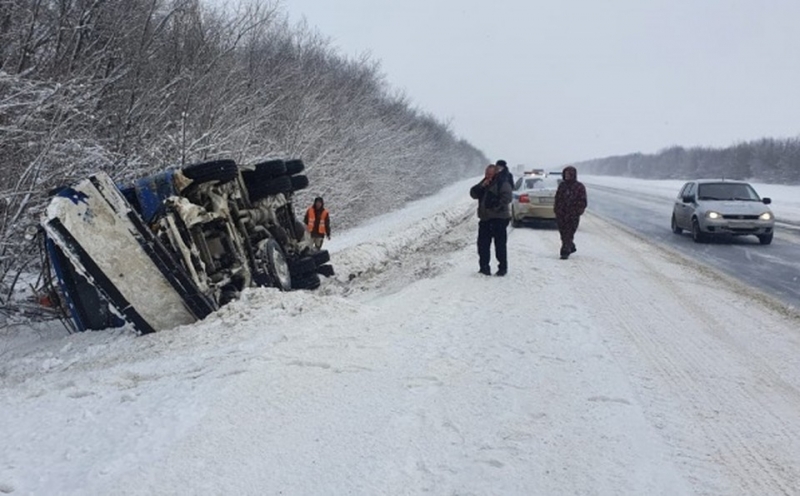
[2,179,800,495]
[584,179,800,309]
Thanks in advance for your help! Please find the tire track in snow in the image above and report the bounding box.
[572,214,800,495]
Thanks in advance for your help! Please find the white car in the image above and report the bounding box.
[511,175,560,227]
[671,179,775,244]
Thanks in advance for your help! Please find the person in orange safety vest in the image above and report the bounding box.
[304,196,331,249]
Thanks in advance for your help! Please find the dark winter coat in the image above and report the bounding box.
[470,170,513,221]
[554,166,587,220]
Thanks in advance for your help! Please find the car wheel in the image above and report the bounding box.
[512,217,522,228]
[691,218,707,243]
[671,214,682,234]
[758,233,773,245]
[264,239,292,291]
[182,159,238,185]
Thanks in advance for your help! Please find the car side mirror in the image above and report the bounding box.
[682,195,695,204]
[762,197,772,205]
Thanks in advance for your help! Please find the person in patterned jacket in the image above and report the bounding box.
[554,166,587,259]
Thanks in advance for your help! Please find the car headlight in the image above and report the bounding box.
[759,212,773,220]
[706,211,721,219]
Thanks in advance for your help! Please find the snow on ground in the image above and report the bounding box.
[582,175,800,223]
[2,176,800,495]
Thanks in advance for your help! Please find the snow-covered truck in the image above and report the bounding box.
[42,159,333,335]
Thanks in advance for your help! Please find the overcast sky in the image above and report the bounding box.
[273,0,800,167]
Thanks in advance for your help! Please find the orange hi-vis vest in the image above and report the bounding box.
[306,207,329,235]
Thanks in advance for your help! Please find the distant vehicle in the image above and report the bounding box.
[42,159,334,334]
[524,168,546,177]
[671,179,775,244]
[547,171,562,180]
[511,175,560,227]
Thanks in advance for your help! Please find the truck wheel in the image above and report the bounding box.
[182,160,238,184]
[247,175,293,201]
[311,249,330,266]
[316,264,335,278]
[292,272,320,290]
[241,160,286,184]
[264,239,292,291]
[285,159,305,175]
[253,159,286,177]
[289,256,316,276]
[290,175,309,192]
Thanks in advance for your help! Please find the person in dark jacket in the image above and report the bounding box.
[553,166,587,259]
[304,196,330,249]
[470,163,513,276]
[496,159,515,189]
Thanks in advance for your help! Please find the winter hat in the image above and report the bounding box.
[314,196,324,207]
[496,160,507,168]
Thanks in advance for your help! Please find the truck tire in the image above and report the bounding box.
[241,160,286,183]
[182,160,238,185]
[292,272,320,290]
[264,239,292,291]
[285,159,305,175]
[311,249,330,266]
[253,159,286,177]
[247,175,293,201]
[290,175,309,192]
[316,264,335,278]
[289,256,316,276]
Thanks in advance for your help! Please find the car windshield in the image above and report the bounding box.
[697,183,760,201]
[524,177,560,190]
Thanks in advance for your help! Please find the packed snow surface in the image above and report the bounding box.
[2,177,800,495]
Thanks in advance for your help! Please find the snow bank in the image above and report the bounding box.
[3,175,800,495]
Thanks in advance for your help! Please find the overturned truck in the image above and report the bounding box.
[42,159,333,335]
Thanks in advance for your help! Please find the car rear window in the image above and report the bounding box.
[697,183,760,201]
[524,177,559,190]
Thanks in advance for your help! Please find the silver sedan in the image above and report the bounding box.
[671,180,775,244]
[511,175,560,227]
